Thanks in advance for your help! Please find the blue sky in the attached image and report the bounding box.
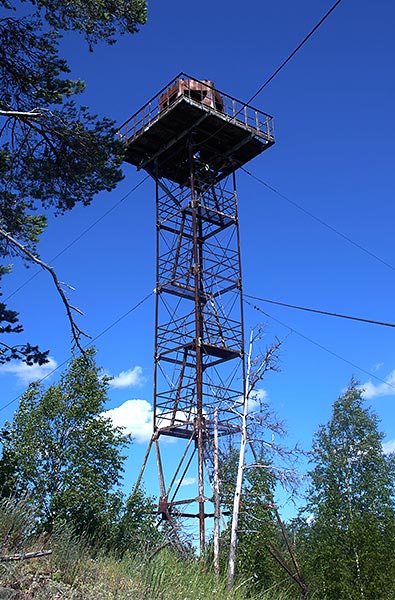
[1,0,395,523]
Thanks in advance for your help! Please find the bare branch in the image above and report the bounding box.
[248,336,284,395]
[0,108,45,119]
[69,305,85,316]
[0,101,63,160]
[59,281,76,291]
[0,227,90,355]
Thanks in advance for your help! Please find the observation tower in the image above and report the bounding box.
[118,74,274,553]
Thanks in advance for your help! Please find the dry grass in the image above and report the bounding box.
[0,498,296,600]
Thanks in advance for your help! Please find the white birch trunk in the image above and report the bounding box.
[227,330,253,589]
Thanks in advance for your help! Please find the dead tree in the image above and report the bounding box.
[226,327,307,598]
[227,328,282,589]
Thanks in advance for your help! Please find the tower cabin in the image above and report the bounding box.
[118,74,274,185]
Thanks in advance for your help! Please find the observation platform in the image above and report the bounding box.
[117,74,275,186]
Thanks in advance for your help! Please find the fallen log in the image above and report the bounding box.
[0,550,52,562]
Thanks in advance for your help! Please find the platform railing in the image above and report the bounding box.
[117,73,274,145]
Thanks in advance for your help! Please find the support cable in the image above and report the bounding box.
[246,0,344,105]
[242,167,395,273]
[4,175,149,303]
[199,0,343,146]
[245,293,395,329]
[4,140,187,304]
[2,141,183,330]
[0,290,154,413]
[244,299,395,392]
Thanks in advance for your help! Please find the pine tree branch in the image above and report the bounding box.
[0,227,90,354]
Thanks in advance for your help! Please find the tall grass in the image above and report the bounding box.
[0,496,35,555]
[50,520,91,585]
[128,548,297,600]
[0,499,298,599]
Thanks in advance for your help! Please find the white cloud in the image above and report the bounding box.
[248,388,268,412]
[360,370,395,399]
[156,409,196,429]
[0,357,58,385]
[109,366,145,389]
[235,388,268,414]
[103,401,202,444]
[103,399,153,443]
[382,439,395,455]
[177,477,196,487]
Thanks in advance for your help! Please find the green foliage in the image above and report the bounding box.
[0,0,146,364]
[30,0,147,45]
[302,378,395,600]
[115,486,162,555]
[0,349,129,538]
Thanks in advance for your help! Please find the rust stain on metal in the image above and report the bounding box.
[159,79,224,112]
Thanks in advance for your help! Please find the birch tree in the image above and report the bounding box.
[222,328,306,597]
[0,349,129,538]
[305,378,395,600]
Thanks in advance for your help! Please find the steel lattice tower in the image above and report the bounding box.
[118,74,274,552]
